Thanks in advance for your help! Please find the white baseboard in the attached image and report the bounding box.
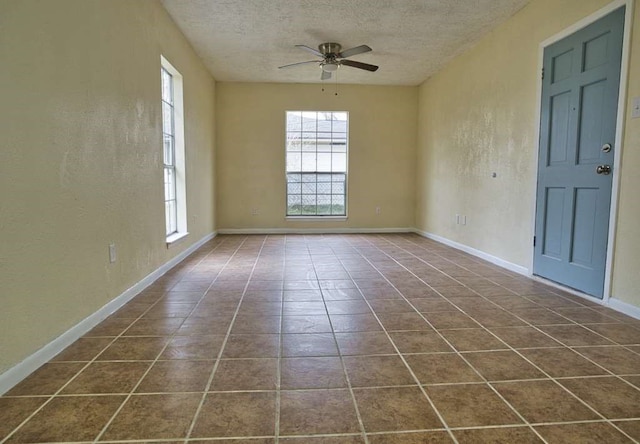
[218,227,414,235]
[0,231,217,396]
[413,229,529,275]
[608,298,640,320]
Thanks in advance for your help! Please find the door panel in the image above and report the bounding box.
[534,7,624,298]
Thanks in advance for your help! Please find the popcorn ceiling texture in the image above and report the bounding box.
[161,0,530,85]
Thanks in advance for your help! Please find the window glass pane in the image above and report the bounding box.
[317,182,331,195]
[287,173,302,183]
[288,195,302,215]
[302,195,317,215]
[287,182,301,194]
[317,195,331,214]
[165,167,176,200]
[301,152,316,172]
[317,173,331,182]
[302,182,316,194]
[287,111,302,129]
[332,153,347,172]
[317,153,331,172]
[163,134,174,166]
[286,152,302,172]
[161,69,173,104]
[302,113,317,131]
[162,102,173,134]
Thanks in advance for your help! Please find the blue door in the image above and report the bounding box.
[534,8,625,298]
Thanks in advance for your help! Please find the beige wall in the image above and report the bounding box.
[216,83,417,230]
[0,0,216,374]
[416,0,640,308]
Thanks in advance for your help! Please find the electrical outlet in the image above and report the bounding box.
[251,208,259,216]
[462,215,467,225]
[375,206,381,215]
[109,244,117,263]
[632,97,640,119]
[456,214,460,225]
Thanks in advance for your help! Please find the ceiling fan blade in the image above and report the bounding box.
[295,45,324,57]
[338,45,372,58]
[321,70,332,80]
[278,60,319,69]
[340,59,379,72]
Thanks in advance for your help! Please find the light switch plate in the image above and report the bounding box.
[632,97,640,119]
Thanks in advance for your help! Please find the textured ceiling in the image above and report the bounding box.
[161,0,530,86]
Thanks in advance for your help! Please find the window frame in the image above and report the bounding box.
[285,111,349,220]
[161,56,188,245]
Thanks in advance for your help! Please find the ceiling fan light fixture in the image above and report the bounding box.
[321,62,339,72]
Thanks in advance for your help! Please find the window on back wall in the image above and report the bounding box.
[286,111,348,217]
[161,56,187,242]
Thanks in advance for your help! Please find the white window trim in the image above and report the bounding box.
[161,56,188,246]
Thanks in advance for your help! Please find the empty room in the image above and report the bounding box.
[1,0,640,442]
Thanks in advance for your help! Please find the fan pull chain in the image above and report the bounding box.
[335,69,338,96]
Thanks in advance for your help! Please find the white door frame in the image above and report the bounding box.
[529,0,635,303]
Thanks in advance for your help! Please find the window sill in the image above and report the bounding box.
[286,216,348,221]
[166,232,189,248]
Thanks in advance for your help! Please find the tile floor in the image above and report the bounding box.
[2,233,640,443]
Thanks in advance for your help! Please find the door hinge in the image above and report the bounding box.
[541,68,544,80]
[533,236,536,247]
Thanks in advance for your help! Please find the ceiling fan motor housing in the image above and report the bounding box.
[319,42,342,56]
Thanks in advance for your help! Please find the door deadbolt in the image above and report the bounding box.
[602,143,612,153]
[596,165,612,175]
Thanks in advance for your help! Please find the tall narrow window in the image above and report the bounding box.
[161,56,187,242]
[286,111,348,217]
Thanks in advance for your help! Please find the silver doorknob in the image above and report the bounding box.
[596,165,611,175]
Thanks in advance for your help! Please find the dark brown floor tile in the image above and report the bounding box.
[344,355,415,387]
[522,294,581,308]
[210,440,274,444]
[282,315,332,333]
[211,358,277,390]
[585,324,640,345]
[6,363,84,396]
[283,301,327,316]
[52,337,113,361]
[368,431,453,443]
[354,386,442,432]
[9,395,124,443]
[423,312,480,329]
[538,325,614,346]
[222,334,280,358]
[97,336,169,361]
[377,312,432,331]
[243,290,283,302]
[281,357,347,389]
[405,353,481,384]
[520,348,608,377]
[330,314,383,332]
[510,308,574,325]
[84,316,135,337]
[493,379,599,423]
[559,377,640,419]
[280,389,360,435]
[176,316,232,335]
[320,279,357,290]
[237,301,282,316]
[282,333,338,357]
[62,361,149,394]
[454,427,543,443]
[281,437,363,444]
[535,422,632,443]
[488,296,543,310]
[326,300,372,315]
[283,290,323,302]
[159,335,225,360]
[614,420,640,440]
[0,397,47,440]
[576,346,640,374]
[136,360,214,393]
[624,375,640,388]
[192,392,276,438]
[322,288,364,301]
[489,326,561,348]
[336,332,396,355]
[230,314,281,334]
[439,328,507,351]
[465,309,527,327]
[369,299,415,313]
[389,331,453,353]
[124,318,185,336]
[409,298,457,312]
[284,280,320,291]
[143,303,196,319]
[464,350,546,381]
[553,307,621,324]
[426,383,522,427]
[434,285,477,298]
[161,290,204,303]
[446,296,494,311]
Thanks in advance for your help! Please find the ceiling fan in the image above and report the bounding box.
[278,43,379,80]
